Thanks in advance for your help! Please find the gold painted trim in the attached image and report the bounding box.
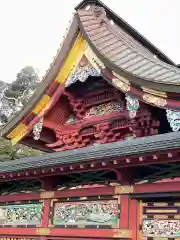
[112,72,130,85]
[11,127,28,146]
[174,202,180,206]
[153,214,168,219]
[78,224,85,228]
[40,191,55,199]
[113,229,132,238]
[112,77,130,93]
[80,197,87,200]
[153,202,168,207]
[33,95,50,115]
[36,228,50,235]
[142,86,167,98]
[56,34,87,84]
[114,185,134,194]
[7,123,27,139]
[143,93,167,107]
[8,33,87,145]
[146,209,177,213]
[84,45,104,72]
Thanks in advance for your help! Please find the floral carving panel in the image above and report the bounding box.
[53,200,118,227]
[143,219,180,238]
[84,102,122,119]
[0,203,43,225]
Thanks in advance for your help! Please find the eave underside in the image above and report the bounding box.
[1,159,180,194]
[0,132,180,183]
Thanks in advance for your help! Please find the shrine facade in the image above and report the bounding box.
[1,0,180,239]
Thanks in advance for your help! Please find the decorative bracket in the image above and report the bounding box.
[33,117,44,140]
[125,94,139,118]
[65,63,100,87]
[166,109,180,131]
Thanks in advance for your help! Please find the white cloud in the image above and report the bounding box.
[0,0,180,82]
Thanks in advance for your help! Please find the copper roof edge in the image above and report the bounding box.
[77,13,180,93]
[75,0,176,66]
[78,16,180,93]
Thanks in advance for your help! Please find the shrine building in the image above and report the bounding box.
[1,0,180,239]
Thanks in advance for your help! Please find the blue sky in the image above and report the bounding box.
[0,0,180,82]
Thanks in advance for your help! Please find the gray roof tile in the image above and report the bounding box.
[78,8,180,85]
[0,132,180,173]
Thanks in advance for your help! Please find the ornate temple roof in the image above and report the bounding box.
[1,0,180,149]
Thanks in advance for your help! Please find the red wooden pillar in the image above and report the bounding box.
[42,199,51,227]
[120,195,129,228]
[129,199,138,240]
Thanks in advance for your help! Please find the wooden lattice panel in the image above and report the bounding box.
[142,201,180,239]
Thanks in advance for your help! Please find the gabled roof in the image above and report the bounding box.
[76,0,176,66]
[1,0,180,148]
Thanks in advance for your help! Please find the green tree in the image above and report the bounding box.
[4,66,40,108]
[0,66,42,160]
[0,137,41,161]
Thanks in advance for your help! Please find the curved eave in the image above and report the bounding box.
[76,0,176,67]
[77,8,180,93]
[1,15,79,138]
[2,3,180,147]
[0,131,180,175]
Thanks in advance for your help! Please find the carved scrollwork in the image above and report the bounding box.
[84,102,122,119]
[125,94,139,119]
[33,117,44,140]
[65,63,100,87]
[166,109,180,131]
